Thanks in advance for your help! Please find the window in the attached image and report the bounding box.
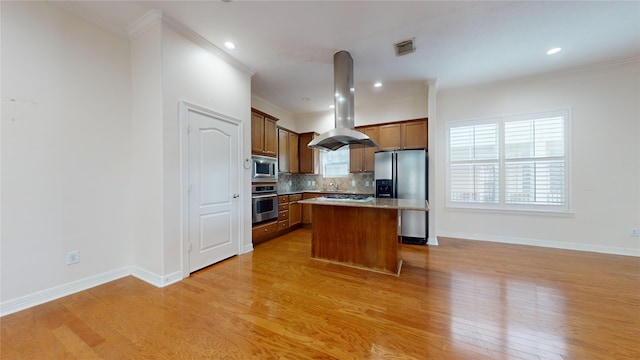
[321,146,350,177]
[446,110,570,212]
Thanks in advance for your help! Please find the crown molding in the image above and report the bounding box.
[126,9,253,76]
[127,9,162,39]
[161,13,254,76]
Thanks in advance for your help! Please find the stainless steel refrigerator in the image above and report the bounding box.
[374,149,428,244]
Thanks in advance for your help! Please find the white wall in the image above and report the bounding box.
[128,14,254,284]
[251,96,297,131]
[1,3,253,315]
[160,21,253,277]
[355,93,429,126]
[436,61,640,256]
[130,20,164,277]
[295,91,429,134]
[1,1,132,303]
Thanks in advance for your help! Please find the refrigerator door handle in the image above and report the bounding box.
[393,152,398,198]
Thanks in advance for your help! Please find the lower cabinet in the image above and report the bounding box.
[252,193,303,245]
[253,192,377,244]
[278,195,289,230]
[289,194,302,226]
[251,221,278,245]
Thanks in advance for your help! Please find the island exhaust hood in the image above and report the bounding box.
[307,51,379,151]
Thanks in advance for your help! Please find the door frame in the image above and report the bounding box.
[179,100,245,278]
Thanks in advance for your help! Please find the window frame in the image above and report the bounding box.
[445,109,572,213]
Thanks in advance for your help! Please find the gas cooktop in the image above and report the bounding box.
[322,194,373,202]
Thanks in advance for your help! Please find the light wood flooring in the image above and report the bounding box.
[1,228,639,359]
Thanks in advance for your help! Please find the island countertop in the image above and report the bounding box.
[298,197,429,212]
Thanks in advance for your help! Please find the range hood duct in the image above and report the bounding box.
[308,51,379,151]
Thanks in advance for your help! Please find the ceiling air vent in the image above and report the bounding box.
[394,38,415,56]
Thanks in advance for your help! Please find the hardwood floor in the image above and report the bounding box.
[2,229,639,359]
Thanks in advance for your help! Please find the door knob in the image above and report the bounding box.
[233,194,240,198]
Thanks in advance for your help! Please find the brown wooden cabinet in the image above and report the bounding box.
[402,120,428,149]
[351,119,427,171]
[251,109,278,157]
[378,124,402,151]
[276,194,303,233]
[278,128,299,174]
[252,193,303,245]
[289,132,299,173]
[288,194,302,227]
[251,221,278,244]
[349,143,364,173]
[278,195,289,231]
[278,128,289,173]
[370,119,428,152]
[350,126,379,173]
[298,132,319,174]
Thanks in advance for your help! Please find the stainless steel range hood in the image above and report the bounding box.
[308,51,379,151]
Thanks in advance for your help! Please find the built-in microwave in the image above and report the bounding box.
[251,155,278,183]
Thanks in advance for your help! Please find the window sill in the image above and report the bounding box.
[444,205,574,218]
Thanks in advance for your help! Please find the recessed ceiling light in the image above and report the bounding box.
[224,41,236,50]
[374,82,383,88]
[329,105,335,109]
[547,47,562,55]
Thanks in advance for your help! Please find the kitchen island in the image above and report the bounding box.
[297,197,429,275]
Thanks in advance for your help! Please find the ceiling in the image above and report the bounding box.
[54,0,640,116]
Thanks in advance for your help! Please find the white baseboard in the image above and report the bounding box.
[427,237,439,246]
[242,243,254,254]
[1,246,262,317]
[131,267,183,288]
[437,231,640,257]
[0,267,131,317]
[1,266,187,317]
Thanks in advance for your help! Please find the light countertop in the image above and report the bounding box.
[298,197,429,211]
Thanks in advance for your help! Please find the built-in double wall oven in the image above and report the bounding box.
[251,184,278,225]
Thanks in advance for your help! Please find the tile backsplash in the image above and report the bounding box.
[277,173,375,194]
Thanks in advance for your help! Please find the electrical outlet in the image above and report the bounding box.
[631,228,639,237]
[67,250,79,265]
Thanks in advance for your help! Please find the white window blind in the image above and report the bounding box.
[321,146,350,177]
[446,110,570,212]
[449,123,499,203]
[504,116,565,206]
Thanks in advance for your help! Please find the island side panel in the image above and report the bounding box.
[311,204,399,274]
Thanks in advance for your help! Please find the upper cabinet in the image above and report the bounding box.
[378,124,402,151]
[289,132,299,173]
[378,119,428,151]
[350,126,379,173]
[278,127,299,174]
[251,108,278,157]
[402,120,428,150]
[298,132,320,174]
[278,128,289,173]
[351,119,427,172]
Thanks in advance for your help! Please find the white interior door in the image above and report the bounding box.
[187,107,240,273]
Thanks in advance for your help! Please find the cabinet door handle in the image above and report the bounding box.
[233,194,240,198]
